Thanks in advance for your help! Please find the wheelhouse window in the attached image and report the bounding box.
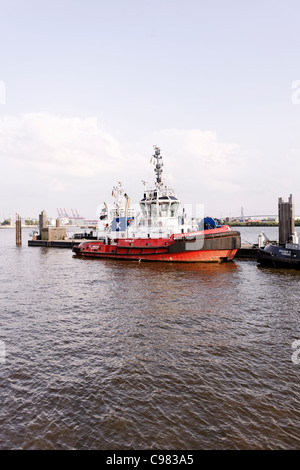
[159,202,169,217]
[150,203,158,217]
[170,202,179,217]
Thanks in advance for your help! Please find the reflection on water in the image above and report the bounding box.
[1,228,300,449]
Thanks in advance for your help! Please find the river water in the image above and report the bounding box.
[0,226,300,450]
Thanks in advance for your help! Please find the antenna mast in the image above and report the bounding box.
[152,146,163,186]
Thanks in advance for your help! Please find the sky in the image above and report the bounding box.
[1,0,300,220]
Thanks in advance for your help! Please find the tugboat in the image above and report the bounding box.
[257,238,300,268]
[73,147,241,262]
[257,194,300,269]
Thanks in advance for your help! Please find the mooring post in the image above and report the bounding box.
[39,210,47,239]
[16,214,22,246]
[278,194,295,244]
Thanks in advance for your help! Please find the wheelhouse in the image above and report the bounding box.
[139,189,180,219]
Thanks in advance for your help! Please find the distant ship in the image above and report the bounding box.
[73,146,241,262]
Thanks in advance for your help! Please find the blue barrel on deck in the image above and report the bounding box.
[199,217,222,230]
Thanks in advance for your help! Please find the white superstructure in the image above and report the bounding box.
[97,146,199,240]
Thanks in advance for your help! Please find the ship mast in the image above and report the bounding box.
[152,146,163,188]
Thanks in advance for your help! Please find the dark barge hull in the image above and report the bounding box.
[257,244,300,269]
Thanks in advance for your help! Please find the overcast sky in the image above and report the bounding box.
[1,0,300,220]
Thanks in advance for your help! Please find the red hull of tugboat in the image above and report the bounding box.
[73,226,241,262]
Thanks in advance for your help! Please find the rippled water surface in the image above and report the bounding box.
[1,227,300,450]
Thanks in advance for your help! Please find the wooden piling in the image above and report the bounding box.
[16,214,22,246]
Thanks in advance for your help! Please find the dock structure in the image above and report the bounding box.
[28,210,96,248]
[16,214,22,246]
[28,239,81,248]
[34,210,68,242]
[235,243,257,259]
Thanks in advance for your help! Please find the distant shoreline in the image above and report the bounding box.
[228,222,300,227]
[1,222,300,229]
[0,225,37,229]
[0,225,85,229]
